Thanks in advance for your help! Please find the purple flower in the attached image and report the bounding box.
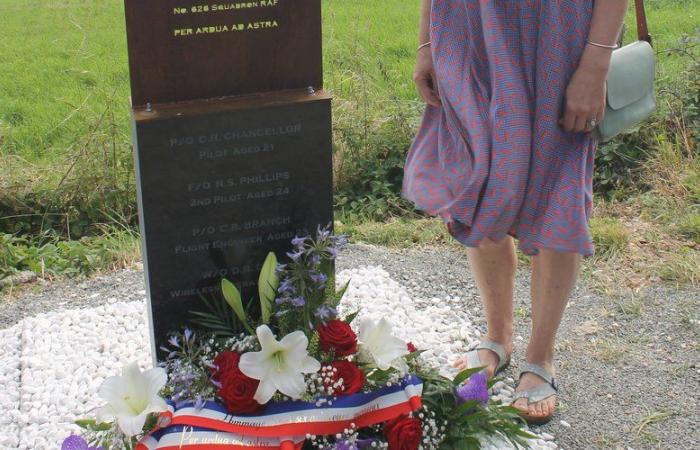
[168,335,180,348]
[455,372,489,406]
[184,328,194,342]
[290,296,306,307]
[286,249,304,261]
[278,279,296,295]
[326,246,339,259]
[315,305,337,322]
[159,346,177,359]
[275,263,287,275]
[332,234,349,249]
[317,223,332,240]
[291,235,308,248]
[310,271,328,287]
[61,435,104,450]
[334,441,359,450]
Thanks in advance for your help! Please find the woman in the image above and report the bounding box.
[402,0,628,423]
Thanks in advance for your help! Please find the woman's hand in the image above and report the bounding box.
[560,47,611,133]
[413,46,441,107]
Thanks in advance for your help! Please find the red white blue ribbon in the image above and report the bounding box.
[137,375,423,450]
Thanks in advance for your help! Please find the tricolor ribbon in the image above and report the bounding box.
[137,375,423,449]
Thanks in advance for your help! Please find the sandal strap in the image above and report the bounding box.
[477,339,510,372]
[512,383,558,404]
[462,339,511,374]
[518,362,558,391]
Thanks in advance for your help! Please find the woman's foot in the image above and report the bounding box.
[452,338,513,380]
[512,361,557,420]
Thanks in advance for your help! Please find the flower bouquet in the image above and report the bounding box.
[63,224,534,450]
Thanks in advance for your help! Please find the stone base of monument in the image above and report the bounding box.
[131,90,333,358]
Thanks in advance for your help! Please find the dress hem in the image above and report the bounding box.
[403,190,595,259]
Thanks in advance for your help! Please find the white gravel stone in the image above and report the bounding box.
[2,266,558,450]
[0,323,22,448]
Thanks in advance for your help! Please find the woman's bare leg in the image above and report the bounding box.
[454,235,516,378]
[513,248,581,417]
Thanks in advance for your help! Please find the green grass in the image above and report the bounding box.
[0,0,131,163]
[4,0,695,166]
[336,217,453,248]
[589,217,631,259]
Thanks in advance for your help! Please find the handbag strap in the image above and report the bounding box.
[634,0,653,45]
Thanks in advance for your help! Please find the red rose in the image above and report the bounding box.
[322,361,364,396]
[210,351,242,379]
[317,320,358,356]
[210,351,262,414]
[383,414,422,450]
[217,370,262,415]
[407,342,417,353]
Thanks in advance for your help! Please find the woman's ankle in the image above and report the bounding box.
[523,352,555,372]
[484,331,513,353]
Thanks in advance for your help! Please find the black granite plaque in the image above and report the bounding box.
[132,92,333,357]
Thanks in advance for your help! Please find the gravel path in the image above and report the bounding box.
[1,242,698,449]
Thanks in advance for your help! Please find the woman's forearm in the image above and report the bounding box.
[418,0,431,45]
[579,0,629,73]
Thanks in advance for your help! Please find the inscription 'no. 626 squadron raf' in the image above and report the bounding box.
[174,1,280,15]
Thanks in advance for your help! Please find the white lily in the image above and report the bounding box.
[95,362,168,437]
[357,318,409,373]
[239,325,321,404]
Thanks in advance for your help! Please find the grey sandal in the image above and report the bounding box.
[512,362,559,424]
[461,339,511,378]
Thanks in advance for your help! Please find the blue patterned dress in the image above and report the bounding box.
[402,0,598,257]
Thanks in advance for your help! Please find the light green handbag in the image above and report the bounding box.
[593,0,656,143]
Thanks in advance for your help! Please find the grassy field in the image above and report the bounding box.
[3,0,696,164]
[0,0,699,291]
[0,0,419,164]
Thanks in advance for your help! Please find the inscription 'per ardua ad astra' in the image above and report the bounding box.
[174,21,278,37]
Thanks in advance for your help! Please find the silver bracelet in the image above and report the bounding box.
[585,39,619,49]
[417,41,431,52]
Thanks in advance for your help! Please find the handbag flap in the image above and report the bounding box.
[606,40,656,110]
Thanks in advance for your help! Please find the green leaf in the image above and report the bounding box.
[74,419,111,431]
[453,366,485,386]
[406,349,426,361]
[344,310,360,324]
[257,252,279,324]
[75,419,96,429]
[452,399,480,418]
[221,279,253,333]
[335,279,351,302]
